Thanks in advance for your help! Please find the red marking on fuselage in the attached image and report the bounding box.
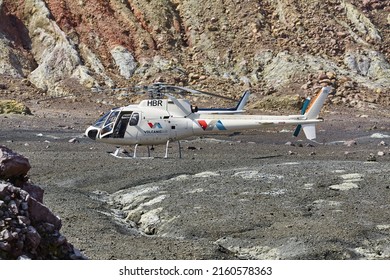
[198,120,208,130]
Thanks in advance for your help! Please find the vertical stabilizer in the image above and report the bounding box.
[235,90,250,111]
[294,86,332,140]
[305,86,332,119]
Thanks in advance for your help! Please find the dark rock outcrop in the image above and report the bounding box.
[0,145,31,180]
[0,146,85,260]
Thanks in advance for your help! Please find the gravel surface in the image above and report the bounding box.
[1,101,389,260]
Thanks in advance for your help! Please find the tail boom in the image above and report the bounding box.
[194,86,331,141]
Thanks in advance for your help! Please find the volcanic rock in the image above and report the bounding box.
[0,145,30,180]
[0,146,84,260]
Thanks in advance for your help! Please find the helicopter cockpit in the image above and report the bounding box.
[86,109,139,140]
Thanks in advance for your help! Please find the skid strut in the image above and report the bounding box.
[164,140,182,159]
[110,141,182,159]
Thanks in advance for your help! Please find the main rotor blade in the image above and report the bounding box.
[92,83,238,102]
[156,84,238,102]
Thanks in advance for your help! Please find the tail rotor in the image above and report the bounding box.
[293,97,311,137]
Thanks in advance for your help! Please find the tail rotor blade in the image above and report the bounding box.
[301,97,311,114]
[293,124,302,137]
[293,97,311,137]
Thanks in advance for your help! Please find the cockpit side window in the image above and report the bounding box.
[129,112,140,126]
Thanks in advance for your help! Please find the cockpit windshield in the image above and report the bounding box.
[104,111,120,126]
[93,111,111,128]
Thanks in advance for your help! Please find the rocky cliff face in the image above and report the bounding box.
[0,0,389,105]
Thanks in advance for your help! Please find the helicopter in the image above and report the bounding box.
[85,84,332,158]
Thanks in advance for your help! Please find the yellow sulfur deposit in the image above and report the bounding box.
[0,100,31,115]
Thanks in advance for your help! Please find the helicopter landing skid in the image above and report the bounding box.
[109,145,154,159]
[109,141,182,159]
[109,153,154,159]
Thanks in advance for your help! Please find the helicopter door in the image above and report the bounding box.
[122,111,141,141]
[113,112,132,138]
[99,110,120,138]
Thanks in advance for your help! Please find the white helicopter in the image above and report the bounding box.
[85,84,332,158]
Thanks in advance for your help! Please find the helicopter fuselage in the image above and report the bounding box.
[85,85,332,158]
[85,97,322,146]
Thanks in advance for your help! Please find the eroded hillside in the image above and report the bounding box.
[0,0,389,108]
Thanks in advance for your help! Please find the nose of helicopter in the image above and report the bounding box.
[85,126,99,140]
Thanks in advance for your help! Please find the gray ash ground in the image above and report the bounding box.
[1,101,389,260]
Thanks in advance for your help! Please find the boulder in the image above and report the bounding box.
[0,146,31,180]
[21,182,44,203]
[0,147,84,259]
[27,197,62,229]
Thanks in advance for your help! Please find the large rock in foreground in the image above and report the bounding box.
[0,145,31,181]
[0,146,85,260]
